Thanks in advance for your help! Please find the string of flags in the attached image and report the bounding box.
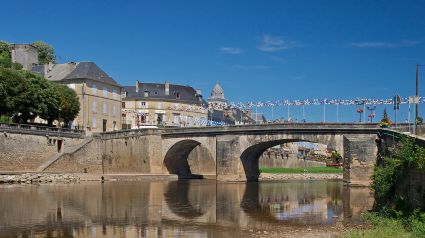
[227,97,425,109]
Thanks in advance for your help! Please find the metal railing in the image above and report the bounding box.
[0,123,85,137]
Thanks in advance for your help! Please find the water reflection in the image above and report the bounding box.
[0,180,373,238]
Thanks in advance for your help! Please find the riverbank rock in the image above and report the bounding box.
[0,173,81,184]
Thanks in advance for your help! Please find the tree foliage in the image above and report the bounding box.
[31,41,56,64]
[0,41,22,69]
[0,67,79,126]
[373,136,425,214]
[54,84,80,124]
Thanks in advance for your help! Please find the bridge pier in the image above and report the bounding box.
[342,135,377,186]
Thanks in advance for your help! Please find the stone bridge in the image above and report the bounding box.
[99,123,380,186]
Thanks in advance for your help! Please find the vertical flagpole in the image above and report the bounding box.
[336,104,339,122]
[302,104,305,122]
[363,103,366,123]
[287,104,290,122]
[409,101,411,133]
[255,106,258,124]
[323,103,326,122]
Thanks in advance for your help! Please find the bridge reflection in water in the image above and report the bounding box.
[0,181,373,238]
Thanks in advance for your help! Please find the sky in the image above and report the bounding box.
[1,0,425,122]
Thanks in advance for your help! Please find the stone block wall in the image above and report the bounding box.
[395,168,425,210]
[45,139,101,173]
[259,154,326,168]
[0,132,82,171]
[100,134,163,174]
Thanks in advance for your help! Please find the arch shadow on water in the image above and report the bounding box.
[164,180,215,219]
[240,181,346,225]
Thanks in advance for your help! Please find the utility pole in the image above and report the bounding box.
[416,64,419,124]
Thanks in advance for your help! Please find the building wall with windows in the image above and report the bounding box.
[121,81,207,128]
[32,62,122,132]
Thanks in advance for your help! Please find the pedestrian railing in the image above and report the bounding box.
[0,123,85,137]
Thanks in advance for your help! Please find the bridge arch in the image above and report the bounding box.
[163,138,216,178]
[238,133,343,181]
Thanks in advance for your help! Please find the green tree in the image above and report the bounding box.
[25,71,59,124]
[53,84,80,125]
[0,41,11,68]
[31,41,56,64]
[0,41,23,69]
[0,67,59,124]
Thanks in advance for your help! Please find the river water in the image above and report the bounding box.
[0,180,373,238]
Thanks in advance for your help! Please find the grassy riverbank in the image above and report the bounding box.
[260,167,343,174]
[343,213,425,238]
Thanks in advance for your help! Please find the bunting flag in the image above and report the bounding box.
[225,96,425,109]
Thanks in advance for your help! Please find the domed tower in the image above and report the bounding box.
[208,83,228,108]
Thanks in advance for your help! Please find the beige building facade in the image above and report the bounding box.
[32,62,122,132]
[122,81,207,128]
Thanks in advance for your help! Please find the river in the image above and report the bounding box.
[0,180,373,237]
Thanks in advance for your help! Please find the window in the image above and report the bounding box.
[122,102,125,108]
[144,91,149,97]
[103,103,108,114]
[175,92,180,99]
[92,84,97,94]
[113,105,117,116]
[173,114,180,125]
[103,87,108,97]
[92,101,97,113]
[139,101,147,108]
[113,89,118,99]
[92,118,97,128]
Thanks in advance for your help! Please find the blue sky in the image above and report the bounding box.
[1,0,425,122]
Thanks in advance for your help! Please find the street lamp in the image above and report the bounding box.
[367,105,376,123]
[58,107,61,128]
[356,107,364,122]
[416,64,425,133]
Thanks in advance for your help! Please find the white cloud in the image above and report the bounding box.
[349,40,420,48]
[258,34,300,52]
[220,47,243,54]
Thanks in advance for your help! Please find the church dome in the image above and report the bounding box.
[210,83,225,100]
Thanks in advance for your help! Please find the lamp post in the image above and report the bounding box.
[356,107,363,122]
[415,65,424,133]
[58,107,62,128]
[367,105,376,123]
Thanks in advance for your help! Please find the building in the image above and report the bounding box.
[121,81,208,128]
[250,113,267,124]
[10,44,39,70]
[32,62,122,132]
[208,83,255,125]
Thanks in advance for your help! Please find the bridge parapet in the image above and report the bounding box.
[161,123,380,137]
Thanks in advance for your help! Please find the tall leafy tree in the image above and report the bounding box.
[31,41,56,64]
[53,84,80,125]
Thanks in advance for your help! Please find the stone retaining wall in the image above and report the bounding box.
[0,132,82,171]
[395,168,425,210]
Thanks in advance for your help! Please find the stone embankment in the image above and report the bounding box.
[259,173,342,181]
[0,173,81,184]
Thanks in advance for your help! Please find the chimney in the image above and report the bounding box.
[196,89,202,101]
[136,80,140,93]
[165,82,170,95]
